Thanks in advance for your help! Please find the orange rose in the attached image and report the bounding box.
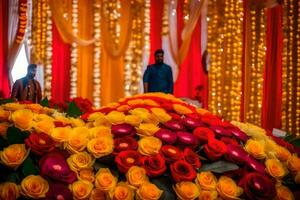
[144,99,159,106]
[87,136,114,158]
[65,127,89,153]
[33,119,55,134]
[50,126,72,143]
[198,190,218,200]
[173,181,200,200]
[0,122,10,136]
[2,102,24,111]
[78,168,95,183]
[136,123,160,137]
[20,175,49,199]
[109,182,134,200]
[89,188,106,200]
[11,109,33,130]
[136,182,163,200]
[216,176,243,200]
[95,168,117,192]
[138,136,162,156]
[69,180,94,200]
[173,104,193,115]
[0,182,20,200]
[24,103,43,113]
[0,144,29,168]
[117,105,131,112]
[150,108,172,123]
[287,154,300,174]
[244,139,266,160]
[196,171,218,190]
[67,151,95,172]
[275,185,294,200]
[89,126,112,138]
[0,108,10,121]
[265,159,286,179]
[126,166,148,187]
[275,146,291,162]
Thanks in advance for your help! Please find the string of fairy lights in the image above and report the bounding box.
[70,0,78,99]
[246,8,266,125]
[207,0,243,121]
[44,3,52,98]
[282,0,300,136]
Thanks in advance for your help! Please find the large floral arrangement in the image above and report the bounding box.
[0,93,299,200]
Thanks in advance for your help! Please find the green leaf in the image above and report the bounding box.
[284,134,295,143]
[198,161,239,173]
[151,176,176,200]
[7,126,25,144]
[66,101,82,118]
[290,138,300,148]
[22,157,39,177]
[40,97,49,107]
[0,98,13,105]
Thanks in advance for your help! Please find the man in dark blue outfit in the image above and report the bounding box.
[143,49,174,94]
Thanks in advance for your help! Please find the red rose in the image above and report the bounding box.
[113,136,138,155]
[73,97,93,114]
[168,112,182,120]
[239,172,276,200]
[183,148,201,169]
[170,160,197,182]
[200,113,223,126]
[220,137,239,146]
[204,139,227,161]
[160,145,182,164]
[115,150,143,173]
[143,153,167,177]
[193,127,215,144]
[25,132,56,156]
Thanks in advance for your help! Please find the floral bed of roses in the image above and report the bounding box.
[0,93,300,200]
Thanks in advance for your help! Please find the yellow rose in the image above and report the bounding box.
[129,108,150,121]
[0,108,10,121]
[24,103,43,113]
[126,166,148,187]
[125,115,142,127]
[11,109,33,130]
[138,136,162,156]
[275,146,291,162]
[95,168,117,192]
[136,123,160,137]
[70,180,94,200]
[275,185,294,200]
[33,113,54,122]
[20,175,49,199]
[106,111,126,125]
[50,126,72,143]
[88,112,105,122]
[265,158,286,179]
[70,117,86,127]
[65,127,89,153]
[117,105,131,112]
[0,182,20,200]
[87,137,114,158]
[173,104,193,115]
[244,139,266,160]
[89,126,112,138]
[295,171,300,184]
[173,181,200,200]
[2,102,24,111]
[0,122,10,136]
[33,119,55,134]
[41,106,55,115]
[136,182,163,200]
[67,151,95,172]
[287,154,300,174]
[198,190,218,200]
[109,182,134,200]
[78,168,95,183]
[144,99,159,106]
[196,171,218,190]
[54,115,72,126]
[0,144,29,168]
[216,176,243,200]
[143,113,160,125]
[150,108,172,123]
[89,188,107,200]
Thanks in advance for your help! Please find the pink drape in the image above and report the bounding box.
[0,0,10,98]
[51,23,71,104]
[261,5,283,130]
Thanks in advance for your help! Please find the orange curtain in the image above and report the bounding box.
[77,0,94,101]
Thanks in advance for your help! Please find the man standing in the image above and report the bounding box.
[143,49,173,94]
[11,64,42,103]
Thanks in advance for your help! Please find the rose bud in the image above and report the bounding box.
[230,127,249,142]
[210,126,232,137]
[245,155,266,174]
[225,144,248,165]
[155,128,177,144]
[111,123,134,137]
[182,117,205,130]
[164,120,185,131]
[176,131,199,147]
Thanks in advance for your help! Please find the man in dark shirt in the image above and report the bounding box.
[11,64,42,103]
[143,49,174,94]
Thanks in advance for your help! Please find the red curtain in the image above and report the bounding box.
[0,0,10,98]
[148,0,164,64]
[174,1,207,108]
[261,5,283,130]
[51,23,71,104]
